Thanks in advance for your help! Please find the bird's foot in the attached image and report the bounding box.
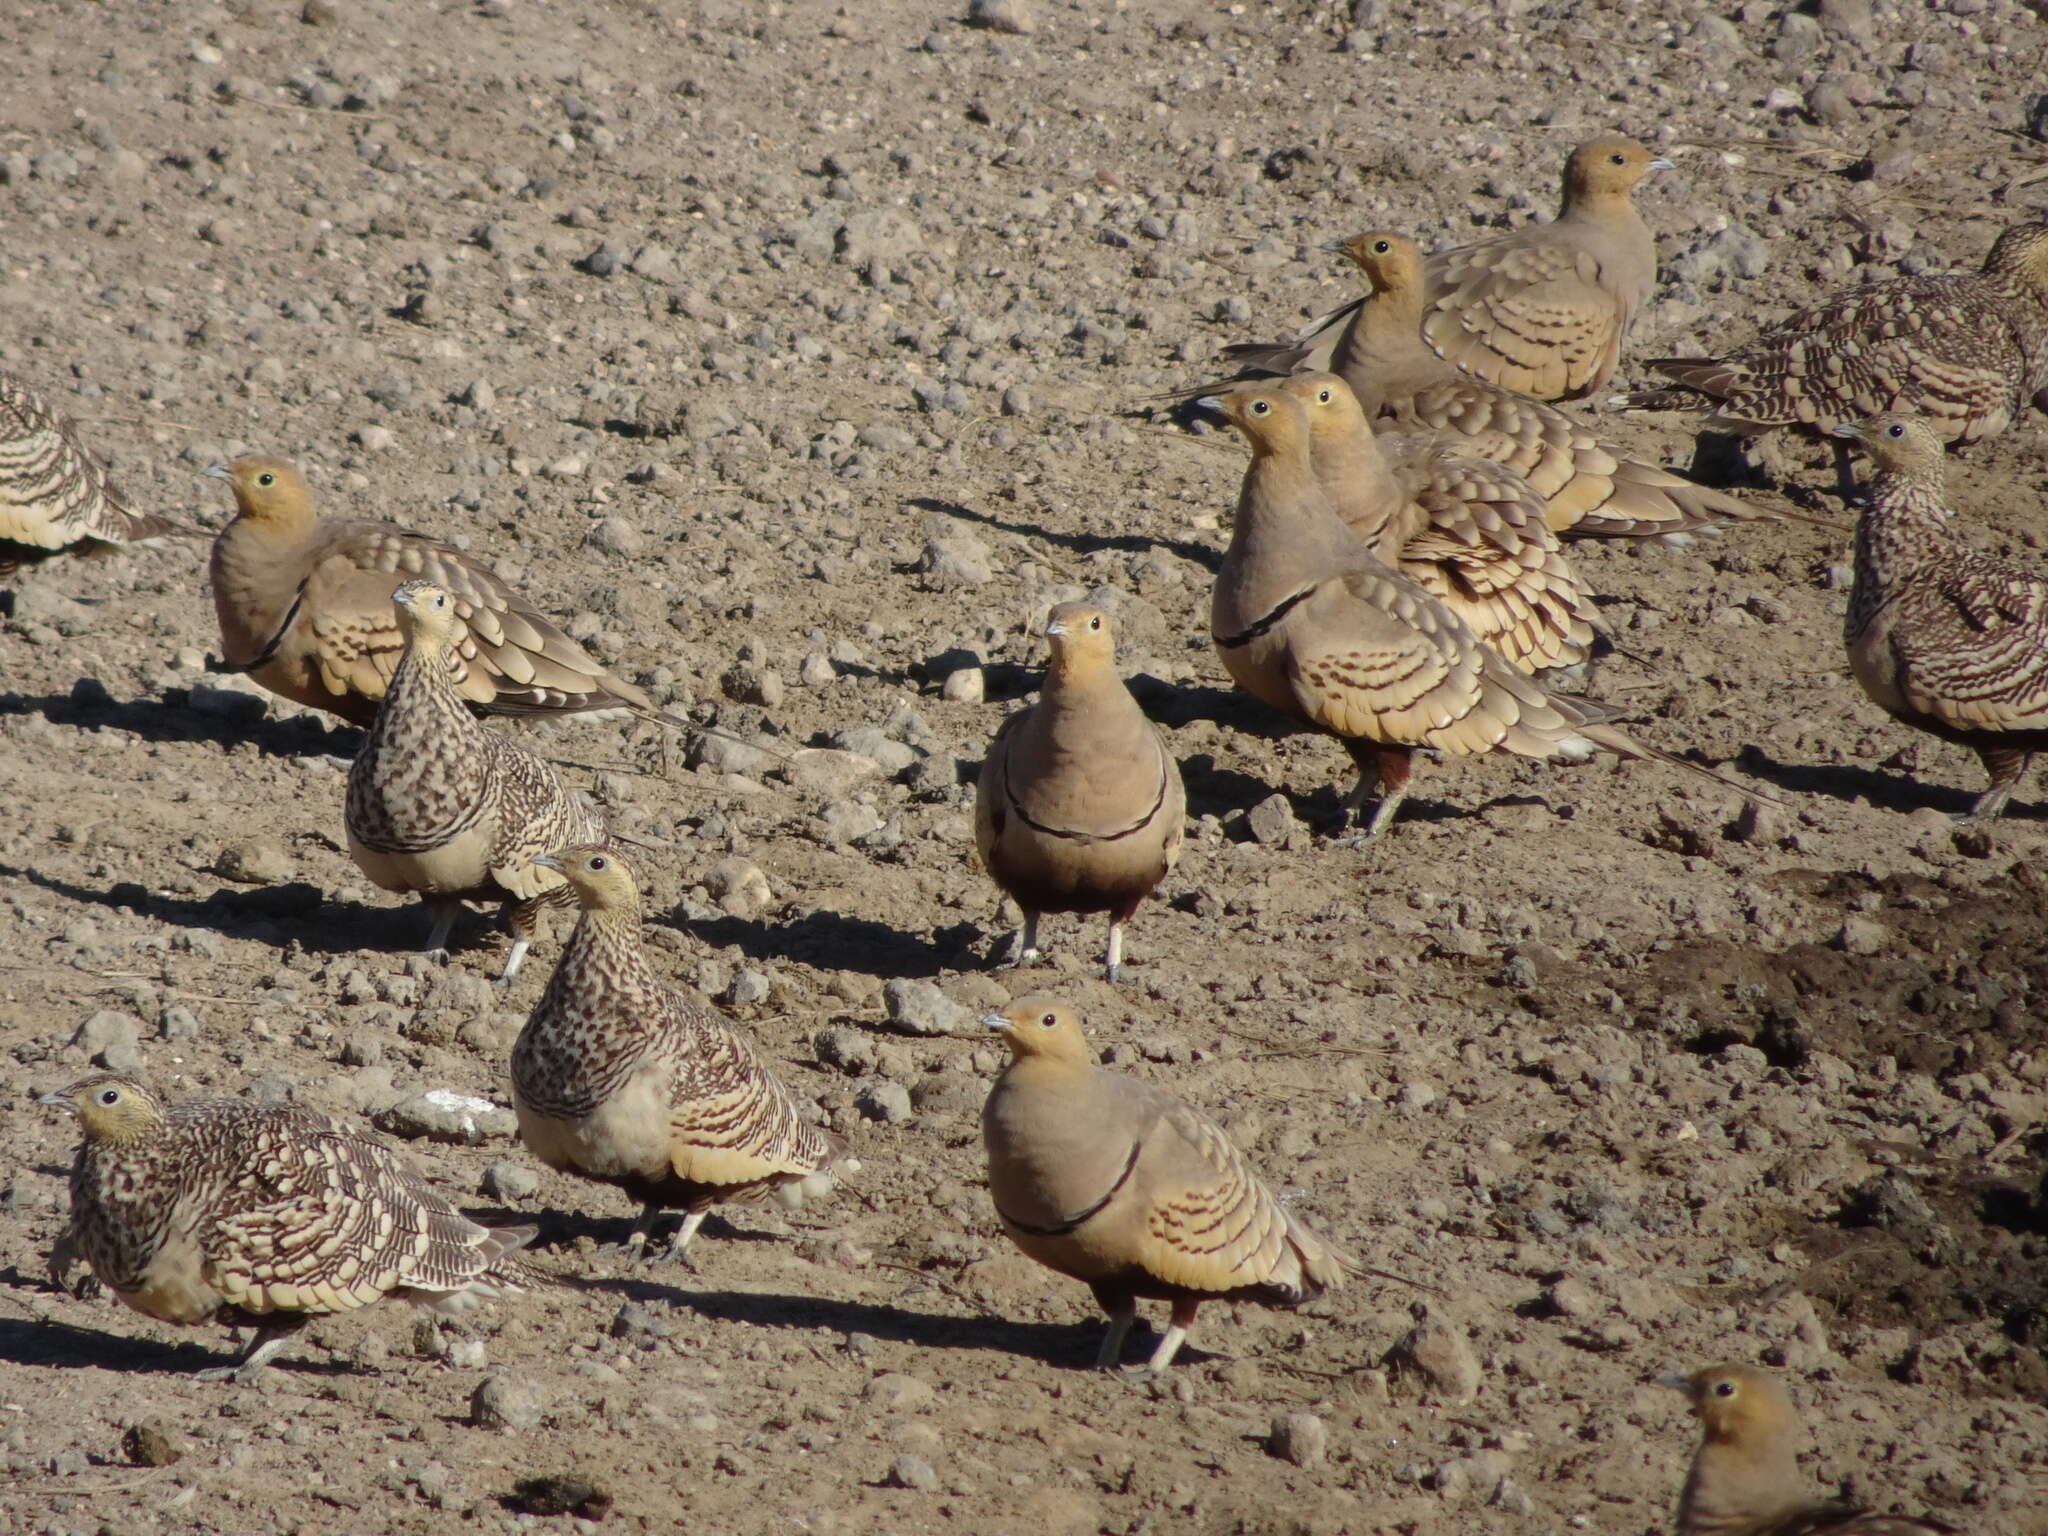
[191,1361,270,1385]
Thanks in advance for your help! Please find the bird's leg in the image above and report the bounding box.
[1831,439,1865,507]
[193,1321,304,1383]
[1962,747,2032,823]
[597,1202,664,1262]
[423,901,461,961]
[1005,911,1042,970]
[1102,901,1140,984]
[1090,1287,1138,1369]
[647,1204,711,1269]
[1123,1298,1200,1383]
[496,898,542,986]
[1333,744,1412,845]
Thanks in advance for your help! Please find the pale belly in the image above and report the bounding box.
[348,820,496,897]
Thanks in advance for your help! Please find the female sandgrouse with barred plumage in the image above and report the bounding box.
[42,1074,542,1382]
[511,846,855,1267]
[0,369,189,578]
[1837,413,2048,820]
[345,579,607,982]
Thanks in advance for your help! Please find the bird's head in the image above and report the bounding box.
[1564,135,1671,202]
[391,579,464,646]
[1200,384,1310,460]
[1659,1363,1800,1448]
[1333,230,1425,299]
[40,1075,167,1146]
[1830,414,1945,476]
[1043,601,1118,674]
[982,993,1095,1066]
[533,844,640,913]
[1279,372,1369,447]
[203,456,315,529]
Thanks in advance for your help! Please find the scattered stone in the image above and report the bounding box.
[1267,1411,1327,1469]
[888,1452,942,1491]
[217,840,292,884]
[856,1081,913,1123]
[815,1026,879,1075]
[374,1089,518,1145]
[471,1373,547,1431]
[967,0,1036,35]
[883,978,972,1037]
[124,1420,189,1467]
[862,1372,936,1412]
[481,1159,540,1201]
[509,1476,611,1520]
[72,1010,144,1073]
[1387,1317,1482,1402]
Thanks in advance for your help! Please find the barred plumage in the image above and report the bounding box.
[1278,372,1599,678]
[1622,220,2048,449]
[974,602,1185,983]
[1838,414,2048,821]
[1213,137,1666,402]
[511,846,854,1266]
[206,456,659,727]
[0,369,190,577]
[1206,385,1772,838]
[41,1074,542,1382]
[1664,1365,1958,1536]
[980,994,1358,1378]
[345,580,607,982]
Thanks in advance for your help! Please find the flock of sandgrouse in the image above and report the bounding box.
[9,130,2042,1531]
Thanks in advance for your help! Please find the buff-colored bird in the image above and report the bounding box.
[1623,219,2048,451]
[1837,414,2048,821]
[975,601,1185,981]
[1662,1364,1958,1535]
[0,370,191,578]
[1276,372,1599,677]
[206,456,658,727]
[511,845,855,1266]
[1207,384,1770,836]
[1217,136,1668,401]
[345,580,608,982]
[1325,231,1774,542]
[43,1074,543,1382]
[979,994,1360,1378]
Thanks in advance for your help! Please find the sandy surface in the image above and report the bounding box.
[4,1,2048,1533]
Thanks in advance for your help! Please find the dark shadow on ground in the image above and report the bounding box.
[909,496,1221,574]
[0,687,359,759]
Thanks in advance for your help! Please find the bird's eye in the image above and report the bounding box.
[97,1087,120,1107]
[1316,388,1332,403]
[1250,400,1269,415]
[1885,424,1905,438]
[1713,1381,1736,1398]
[588,854,608,871]
[1088,616,1101,631]
[1609,153,1626,166]
[257,473,276,487]
[1372,240,1391,254]
[1039,1012,1057,1028]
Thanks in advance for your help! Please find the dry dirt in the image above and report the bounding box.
[4,1,2048,1533]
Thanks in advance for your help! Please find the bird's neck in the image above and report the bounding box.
[1559,185,1636,226]
[1218,448,1364,625]
[1852,469,1957,613]
[1306,424,1408,546]
[541,907,654,1026]
[375,636,477,737]
[1676,1437,1811,1536]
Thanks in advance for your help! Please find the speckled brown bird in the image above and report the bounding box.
[206,455,659,727]
[1662,1364,1959,1535]
[1277,371,1600,677]
[1622,219,2048,450]
[345,580,608,982]
[0,369,191,578]
[1207,383,1774,836]
[979,993,1359,1378]
[1837,414,2048,821]
[511,845,855,1266]
[975,601,1185,982]
[41,1073,543,1382]
[1216,136,1668,401]
[1327,231,1775,542]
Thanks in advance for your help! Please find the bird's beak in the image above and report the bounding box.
[531,852,564,873]
[38,1089,74,1109]
[980,1011,1012,1034]
[1193,395,1225,414]
[1320,238,1350,255]
[201,463,231,482]
[1647,157,1675,172]
[1043,621,1069,638]
[1830,423,1864,441]
[1652,1372,1692,1393]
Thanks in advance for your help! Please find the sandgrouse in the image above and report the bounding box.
[980,994,1363,1378]
[511,845,855,1267]
[0,369,190,578]
[1837,413,2048,820]
[1206,383,1770,836]
[345,579,607,981]
[43,1073,542,1382]
[207,455,660,727]
[975,601,1185,982]
[1663,1364,1958,1535]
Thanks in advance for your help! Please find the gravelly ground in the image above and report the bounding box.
[4,2,2048,1533]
